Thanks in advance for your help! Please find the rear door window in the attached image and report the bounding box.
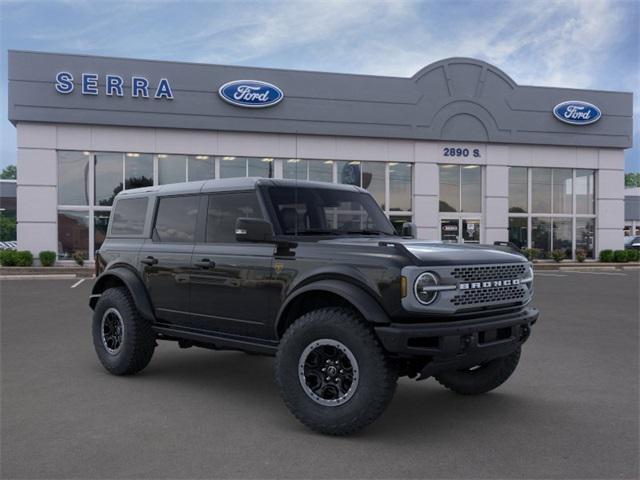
[153,195,200,243]
[110,197,148,235]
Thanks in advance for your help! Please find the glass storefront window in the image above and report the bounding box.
[552,217,572,257]
[124,153,153,190]
[440,219,460,243]
[531,217,551,257]
[389,215,412,236]
[188,155,214,181]
[248,158,273,178]
[158,155,186,185]
[462,219,480,243]
[389,163,412,212]
[338,161,361,187]
[552,169,573,214]
[508,217,528,249]
[308,160,333,183]
[531,168,552,213]
[94,211,110,253]
[461,165,481,212]
[362,162,385,209]
[95,153,123,207]
[439,165,460,212]
[283,159,306,180]
[58,210,89,259]
[508,167,527,213]
[220,157,246,178]
[576,169,595,214]
[576,218,595,258]
[58,151,90,205]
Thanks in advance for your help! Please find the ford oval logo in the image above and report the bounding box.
[553,100,601,125]
[218,80,283,108]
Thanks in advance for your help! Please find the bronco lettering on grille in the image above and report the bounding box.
[459,279,521,290]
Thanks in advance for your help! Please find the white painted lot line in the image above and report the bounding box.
[0,274,77,280]
[70,278,86,288]
[535,273,568,277]
[565,270,627,276]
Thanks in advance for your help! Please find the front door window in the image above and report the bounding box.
[441,218,481,244]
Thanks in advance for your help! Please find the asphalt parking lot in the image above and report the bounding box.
[1,271,638,479]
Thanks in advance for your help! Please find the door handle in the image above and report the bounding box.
[141,256,158,266]
[193,259,215,269]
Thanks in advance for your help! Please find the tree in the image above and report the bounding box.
[625,172,640,188]
[1,165,16,179]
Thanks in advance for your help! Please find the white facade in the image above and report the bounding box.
[16,122,625,261]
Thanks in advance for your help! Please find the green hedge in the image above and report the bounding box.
[599,249,614,262]
[627,249,639,262]
[39,250,57,267]
[613,250,628,262]
[0,249,33,267]
[551,249,566,262]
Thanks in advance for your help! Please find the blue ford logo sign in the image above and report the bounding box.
[553,100,601,125]
[218,80,283,108]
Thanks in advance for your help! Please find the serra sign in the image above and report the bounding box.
[55,72,174,99]
[553,100,601,125]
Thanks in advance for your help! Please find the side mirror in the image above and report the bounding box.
[493,241,521,254]
[235,218,274,243]
[401,222,417,238]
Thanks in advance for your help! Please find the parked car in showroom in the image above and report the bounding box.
[624,235,640,250]
[89,178,538,435]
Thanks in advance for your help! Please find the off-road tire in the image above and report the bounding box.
[434,347,521,395]
[275,307,397,435]
[92,287,156,375]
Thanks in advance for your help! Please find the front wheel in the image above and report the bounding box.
[434,348,521,395]
[275,308,397,436]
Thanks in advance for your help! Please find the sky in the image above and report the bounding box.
[0,0,638,172]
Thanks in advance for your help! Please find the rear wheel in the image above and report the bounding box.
[434,348,521,395]
[92,287,156,375]
[276,307,397,435]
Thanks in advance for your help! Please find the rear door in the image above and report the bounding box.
[140,194,200,325]
[188,190,277,338]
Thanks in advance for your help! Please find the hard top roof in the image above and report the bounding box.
[116,177,366,199]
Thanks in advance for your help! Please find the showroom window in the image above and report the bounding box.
[57,151,414,260]
[508,168,596,259]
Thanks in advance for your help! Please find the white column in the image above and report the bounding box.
[16,123,58,258]
[484,165,509,244]
[413,142,439,240]
[596,149,625,253]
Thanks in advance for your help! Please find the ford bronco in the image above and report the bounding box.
[90,178,538,435]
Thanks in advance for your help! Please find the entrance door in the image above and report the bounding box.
[440,218,481,244]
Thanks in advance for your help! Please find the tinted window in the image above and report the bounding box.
[110,197,148,235]
[206,192,262,243]
[268,186,394,236]
[154,195,199,243]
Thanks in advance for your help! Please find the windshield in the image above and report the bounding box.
[267,186,396,236]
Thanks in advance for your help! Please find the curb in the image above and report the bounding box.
[0,274,81,280]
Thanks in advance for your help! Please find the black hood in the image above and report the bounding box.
[319,237,526,266]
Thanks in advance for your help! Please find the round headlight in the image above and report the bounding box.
[414,272,439,305]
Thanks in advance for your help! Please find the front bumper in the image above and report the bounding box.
[375,307,538,377]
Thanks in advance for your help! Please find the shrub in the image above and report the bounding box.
[72,250,87,266]
[613,250,628,263]
[599,249,614,262]
[14,250,34,267]
[551,249,566,263]
[39,250,57,267]
[575,248,587,263]
[0,249,18,266]
[521,248,542,261]
[626,249,639,262]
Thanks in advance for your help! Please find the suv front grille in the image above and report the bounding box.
[451,284,526,306]
[451,264,527,283]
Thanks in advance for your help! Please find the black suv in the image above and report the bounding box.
[90,178,538,435]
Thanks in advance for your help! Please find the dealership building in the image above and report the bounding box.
[7,50,633,261]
